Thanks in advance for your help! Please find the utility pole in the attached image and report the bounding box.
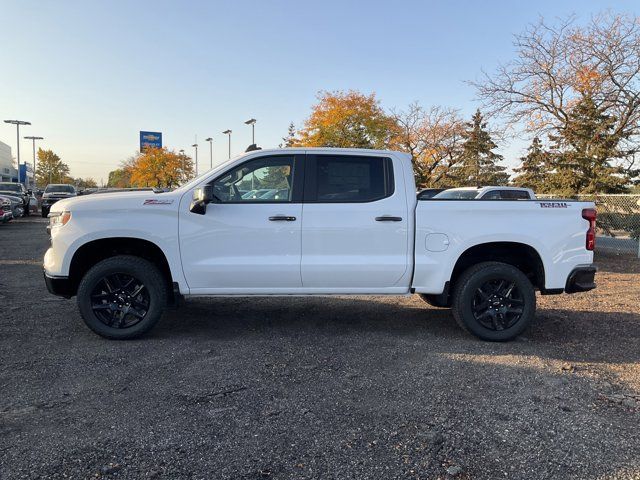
[192,143,198,176]
[222,130,232,159]
[205,137,213,169]
[178,149,186,183]
[4,119,31,184]
[24,136,43,188]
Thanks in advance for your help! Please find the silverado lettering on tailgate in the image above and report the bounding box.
[539,202,568,208]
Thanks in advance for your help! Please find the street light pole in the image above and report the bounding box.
[178,149,186,183]
[205,137,213,169]
[4,119,31,184]
[244,118,256,145]
[222,130,232,159]
[192,143,199,176]
[24,136,43,188]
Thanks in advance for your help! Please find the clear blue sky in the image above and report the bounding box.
[1,0,637,183]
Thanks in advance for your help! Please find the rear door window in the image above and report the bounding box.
[305,155,394,203]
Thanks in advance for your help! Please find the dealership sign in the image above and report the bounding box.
[140,131,162,151]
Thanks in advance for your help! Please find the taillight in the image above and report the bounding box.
[582,208,596,251]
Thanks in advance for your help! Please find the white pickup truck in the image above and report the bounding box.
[44,148,597,341]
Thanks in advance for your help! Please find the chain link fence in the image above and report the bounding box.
[538,194,640,258]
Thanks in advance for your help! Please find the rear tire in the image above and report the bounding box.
[77,255,167,339]
[452,262,535,341]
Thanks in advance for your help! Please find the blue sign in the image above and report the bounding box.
[19,163,34,188]
[140,131,162,150]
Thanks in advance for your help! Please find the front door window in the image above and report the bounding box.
[211,156,294,203]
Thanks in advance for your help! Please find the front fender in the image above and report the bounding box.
[44,208,187,292]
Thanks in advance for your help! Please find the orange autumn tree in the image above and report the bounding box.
[129,147,194,188]
[296,90,397,149]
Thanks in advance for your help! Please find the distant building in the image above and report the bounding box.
[0,141,18,182]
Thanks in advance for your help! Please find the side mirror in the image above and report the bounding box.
[189,185,218,215]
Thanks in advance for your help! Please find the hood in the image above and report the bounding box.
[0,194,23,205]
[51,190,182,214]
[0,189,24,197]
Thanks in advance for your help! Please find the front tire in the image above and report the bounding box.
[452,262,535,341]
[77,255,167,339]
[41,207,49,218]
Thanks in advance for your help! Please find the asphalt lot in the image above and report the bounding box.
[1,217,639,480]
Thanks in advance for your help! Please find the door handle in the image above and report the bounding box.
[269,215,296,221]
[375,216,403,222]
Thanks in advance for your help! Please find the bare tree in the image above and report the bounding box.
[472,12,640,177]
[390,102,465,187]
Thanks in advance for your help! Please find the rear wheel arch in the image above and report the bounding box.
[450,242,545,292]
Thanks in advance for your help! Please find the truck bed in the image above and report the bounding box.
[412,199,595,294]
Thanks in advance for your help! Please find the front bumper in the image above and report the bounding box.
[565,265,597,293]
[41,198,60,207]
[44,271,74,298]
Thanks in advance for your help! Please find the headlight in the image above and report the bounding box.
[49,211,72,228]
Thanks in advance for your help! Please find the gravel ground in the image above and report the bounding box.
[0,217,638,480]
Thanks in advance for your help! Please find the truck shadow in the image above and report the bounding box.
[158,295,640,366]
[146,296,640,479]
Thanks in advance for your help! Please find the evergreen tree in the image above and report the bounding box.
[547,96,628,195]
[261,166,291,189]
[279,122,298,148]
[451,110,509,186]
[512,137,549,191]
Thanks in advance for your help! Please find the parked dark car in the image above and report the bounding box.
[0,182,30,216]
[0,196,13,223]
[41,184,77,217]
[0,194,24,219]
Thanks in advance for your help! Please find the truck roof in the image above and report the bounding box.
[242,147,412,159]
[445,186,533,192]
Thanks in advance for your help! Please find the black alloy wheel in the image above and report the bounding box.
[471,279,524,331]
[77,255,167,339]
[90,273,150,329]
[452,262,536,341]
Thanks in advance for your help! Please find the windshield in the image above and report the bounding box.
[172,151,258,193]
[0,183,22,192]
[45,185,75,193]
[433,189,479,199]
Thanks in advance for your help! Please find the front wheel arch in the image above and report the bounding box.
[68,237,174,300]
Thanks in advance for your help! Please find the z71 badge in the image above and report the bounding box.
[143,199,174,205]
[539,202,568,208]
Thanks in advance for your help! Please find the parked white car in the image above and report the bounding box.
[44,148,596,341]
[433,186,536,200]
